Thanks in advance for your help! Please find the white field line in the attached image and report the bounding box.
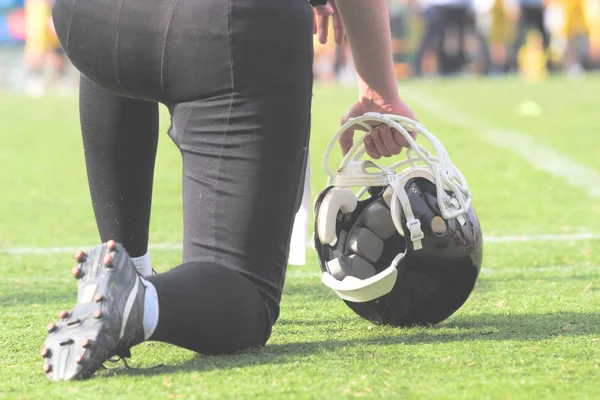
[0,232,599,256]
[402,90,600,198]
[0,242,183,255]
[484,232,600,243]
[2,266,599,283]
[286,265,600,279]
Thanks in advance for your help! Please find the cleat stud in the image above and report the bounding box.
[40,347,51,358]
[107,240,116,250]
[80,338,90,348]
[94,294,104,302]
[46,322,57,333]
[75,355,84,364]
[43,364,51,373]
[58,310,69,319]
[92,310,102,319]
[72,266,81,278]
[103,254,113,266]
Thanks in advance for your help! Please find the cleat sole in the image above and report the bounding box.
[42,241,145,381]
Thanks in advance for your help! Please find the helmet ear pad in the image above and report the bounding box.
[315,187,358,246]
[314,188,407,286]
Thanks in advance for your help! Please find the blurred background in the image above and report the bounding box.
[1,0,599,95]
[314,0,600,85]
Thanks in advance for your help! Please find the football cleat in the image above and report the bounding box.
[313,112,483,326]
[42,241,146,380]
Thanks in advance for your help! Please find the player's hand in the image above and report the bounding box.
[339,97,418,159]
[313,0,345,45]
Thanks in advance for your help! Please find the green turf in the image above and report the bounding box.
[1,75,599,399]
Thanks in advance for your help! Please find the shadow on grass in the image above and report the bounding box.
[102,310,600,379]
[3,266,596,307]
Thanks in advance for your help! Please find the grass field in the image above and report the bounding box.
[1,75,599,399]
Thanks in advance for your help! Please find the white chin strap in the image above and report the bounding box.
[387,181,424,251]
[317,112,472,302]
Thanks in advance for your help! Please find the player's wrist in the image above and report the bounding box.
[357,75,400,109]
[358,85,401,113]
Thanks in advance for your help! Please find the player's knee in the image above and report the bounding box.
[151,261,274,354]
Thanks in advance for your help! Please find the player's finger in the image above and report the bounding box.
[378,125,403,155]
[333,15,344,44]
[369,128,393,158]
[313,10,317,35]
[392,128,415,148]
[318,14,329,44]
[364,135,382,159]
[331,2,344,44]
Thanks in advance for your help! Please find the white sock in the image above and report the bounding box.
[140,277,159,340]
[131,252,152,277]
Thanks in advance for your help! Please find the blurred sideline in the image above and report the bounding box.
[1,0,600,96]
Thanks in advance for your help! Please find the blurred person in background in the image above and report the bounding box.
[313,17,338,83]
[517,29,549,82]
[333,39,355,86]
[313,8,354,86]
[475,0,517,74]
[388,0,415,78]
[507,0,551,73]
[23,0,66,97]
[555,0,588,76]
[412,0,481,77]
[583,0,600,69]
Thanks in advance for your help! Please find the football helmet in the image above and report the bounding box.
[313,112,483,326]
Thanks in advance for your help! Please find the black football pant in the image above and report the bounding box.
[52,0,313,354]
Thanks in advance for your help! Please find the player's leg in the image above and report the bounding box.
[144,0,313,353]
[41,0,312,380]
[46,16,69,91]
[452,6,471,73]
[51,0,162,274]
[79,75,159,276]
[47,49,67,84]
[23,0,50,97]
[508,5,532,72]
[530,5,552,70]
[533,6,550,51]
[413,6,446,76]
[563,0,588,74]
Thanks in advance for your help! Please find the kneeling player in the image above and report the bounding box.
[40,0,419,380]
